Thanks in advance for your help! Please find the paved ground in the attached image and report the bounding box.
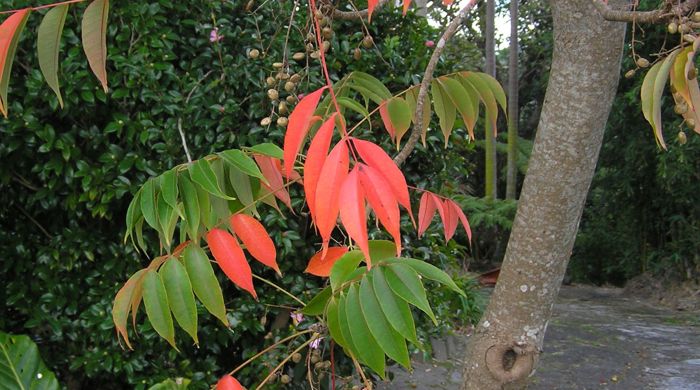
[376,285,700,389]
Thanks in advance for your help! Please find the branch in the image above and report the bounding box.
[394,0,478,167]
[592,0,700,23]
[331,0,390,21]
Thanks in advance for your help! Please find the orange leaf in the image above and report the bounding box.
[430,193,449,241]
[81,0,109,92]
[353,138,413,223]
[378,101,396,140]
[283,86,327,178]
[230,213,280,275]
[358,163,401,256]
[443,199,459,241]
[339,167,371,266]
[255,154,292,210]
[303,114,337,223]
[443,0,455,5]
[417,191,436,237]
[315,140,349,255]
[403,0,412,14]
[368,0,379,22]
[216,375,244,390]
[305,246,349,277]
[206,228,256,299]
[446,199,472,243]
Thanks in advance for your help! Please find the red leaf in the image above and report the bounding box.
[353,138,414,223]
[443,0,455,5]
[446,199,472,243]
[358,163,402,256]
[378,101,396,140]
[303,114,337,223]
[255,154,292,210]
[417,192,436,237]
[429,193,449,240]
[315,140,349,255]
[206,228,256,299]
[339,167,371,266]
[305,246,349,277]
[283,86,327,178]
[443,199,459,241]
[402,0,412,14]
[216,375,244,390]
[0,9,30,117]
[368,0,379,22]
[230,213,280,275]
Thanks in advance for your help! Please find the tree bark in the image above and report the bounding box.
[460,0,626,388]
[484,0,497,199]
[505,0,519,200]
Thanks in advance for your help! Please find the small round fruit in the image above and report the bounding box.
[292,52,306,61]
[314,9,324,19]
[245,0,254,12]
[624,69,636,79]
[310,355,320,364]
[310,50,320,59]
[362,35,374,48]
[260,117,272,126]
[248,49,260,59]
[679,23,691,34]
[306,43,315,52]
[267,89,279,101]
[286,95,297,104]
[273,62,284,69]
[674,103,688,115]
[278,101,288,114]
[353,47,362,60]
[678,131,688,144]
[636,57,650,68]
[693,12,700,23]
[686,118,695,128]
[291,352,302,363]
[322,41,331,53]
[266,76,276,86]
[322,27,333,39]
[280,374,291,384]
[284,81,296,92]
[320,16,330,27]
[277,116,288,127]
[668,22,678,34]
[290,73,302,83]
[278,72,290,80]
[314,361,324,370]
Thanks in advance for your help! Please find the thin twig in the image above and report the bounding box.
[592,0,700,23]
[255,338,314,389]
[393,0,479,167]
[229,329,313,375]
[331,0,390,20]
[15,205,51,239]
[0,0,85,14]
[253,274,306,306]
[352,355,372,389]
[177,70,214,163]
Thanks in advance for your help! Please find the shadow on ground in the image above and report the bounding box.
[376,285,700,390]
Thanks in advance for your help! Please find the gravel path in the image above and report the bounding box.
[376,285,700,389]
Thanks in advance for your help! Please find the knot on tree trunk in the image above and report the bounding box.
[484,342,537,384]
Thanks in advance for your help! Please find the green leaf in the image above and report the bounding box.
[382,258,464,295]
[157,192,176,248]
[124,190,142,244]
[439,77,477,138]
[651,51,679,149]
[301,286,331,316]
[368,240,396,262]
[336,292,358,358]
[337,96,370,118]
[0,331,60,390]
[330,251,364,292]
[350,71,392,104]
[359,273,410,369]
[325,296,349,349]
[37,4,69,108]
[142,269,177,349]
[140,178,159,232]
[161,169,183,218]
[81,0,109,92]
[472,72,507,113]
[460,73,498,137]
[195,184,213,229]
[160,258,198,344]
[189,158,235,200]
[387,97,412,147]
[0,9,31,118]
[246,143,284,159]
[345,284,385,378]
[404,87,432,145]
[431,80,456,146]
[178,175,200,242]
[112,269,147,349]
[371,267,417,343]
[219,149,266,182]
[147,378,191,390]
[183,246,228,326]
[385,263,436,324]
[228,165,258,218]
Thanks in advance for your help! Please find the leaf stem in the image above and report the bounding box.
[229,329,313,376]
[0,0,85,14]
[253,273,306,306]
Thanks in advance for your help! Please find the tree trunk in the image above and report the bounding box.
[505,0,519,200]
[461,0,626,388]
[484,0,497,199]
